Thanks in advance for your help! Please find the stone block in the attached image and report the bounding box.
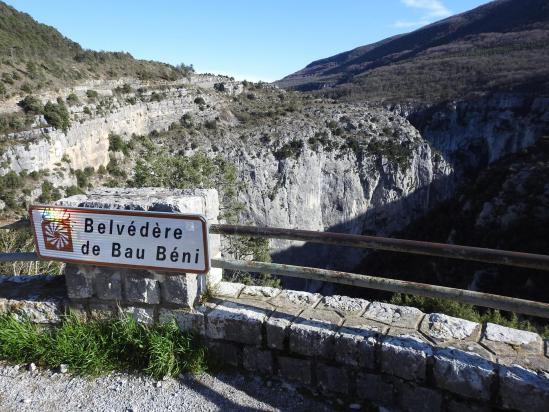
[209,234,221,258]
[498,364,549,412]
[396,381,442,412]
[65,302,87,322]
[419,313,480,343]
[121,306,155,325]
[498,354,549,373]
[64,265,94,299]
[240,285,281,301]
[317,295,369,316]
[269,289,321,309]
[316,363,350,395]
[205,300,271,345]
[480,322,543,356]
[89,302,116,321]
[433,347,495,400]
[124,274,160,304]
[266,307,301,349]
[58,188,219,221]
[213,281,245,298]
[277,356,312,385]
[158,307,206,335]
[207,340,240,367]
[242,347,273,374]
[207,266,223,287]
[356,373,394,404]
[441,341,494,362]
[289,309,342,358]
[380,333,432,382]
[335,317,386,369]
[160,274,198,307]
[7,299,64,324]
[94,271,122,301]
[363,301,423,329]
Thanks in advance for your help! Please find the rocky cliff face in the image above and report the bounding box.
[407,94,549,170]
[6,76,547,280]
[356,136,549,303]
[0,77,454,272]
[0,76,238,179]
[170,98,452,271]
[230,126,450,270]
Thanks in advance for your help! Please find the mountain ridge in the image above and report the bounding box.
[276,0,549,104]
[0,1,188,100]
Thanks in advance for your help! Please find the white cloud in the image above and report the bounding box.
[393,0,452,29]
[402,0,451,17]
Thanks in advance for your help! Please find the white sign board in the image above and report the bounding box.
[29,206,210,273]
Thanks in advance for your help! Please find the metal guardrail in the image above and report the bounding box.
[210,224,549,271]
[8,220,549,270]
[214,259,549,319]
[2,220,549,318]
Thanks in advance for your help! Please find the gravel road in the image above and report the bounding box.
[0,364,348,411]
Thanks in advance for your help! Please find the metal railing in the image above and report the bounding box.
[2,220,549,319]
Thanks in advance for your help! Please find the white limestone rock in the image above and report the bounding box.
[420,313,480,343]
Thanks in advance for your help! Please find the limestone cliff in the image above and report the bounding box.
[0,77,452,271]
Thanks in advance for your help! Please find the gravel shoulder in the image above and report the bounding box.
[0,363,340,412]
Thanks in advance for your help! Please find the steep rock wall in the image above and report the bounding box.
[1,89,205,176]
[408,94,549,169]
[218,127,451,271]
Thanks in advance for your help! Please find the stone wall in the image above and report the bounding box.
[187,282,549,412]
[1,276,548,411]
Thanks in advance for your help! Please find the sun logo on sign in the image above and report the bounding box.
[41,209,74,252]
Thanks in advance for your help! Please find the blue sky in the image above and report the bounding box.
[7,0,489,82]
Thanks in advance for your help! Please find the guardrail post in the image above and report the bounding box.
[54,187,222,319]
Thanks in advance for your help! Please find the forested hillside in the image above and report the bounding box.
[277,0,549,105]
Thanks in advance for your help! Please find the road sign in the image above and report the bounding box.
[29,205,210,273]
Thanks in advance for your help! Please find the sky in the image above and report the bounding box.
[6,0,490,82]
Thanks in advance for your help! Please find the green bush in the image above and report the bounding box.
[18,95,43,114]
[193,97,205,105]
[74,167,94,188]
[0,171,22,189]
[64,185,83,197]
[179,113,193,128]
[108,133,125,152]
[1,72,13,84]
[214,83,226,92]
[106,159,127,178]
[274,139,304,160]
[150,92,164,102]
[20,83,33,94]
[0,113,32,134]
[66,93,79,106]
[0,314,206,378]
[86,89,98,100]
[114,83,132,94]
[38,181,61,203]
[43,98,70,132]
[204,119,217,130]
